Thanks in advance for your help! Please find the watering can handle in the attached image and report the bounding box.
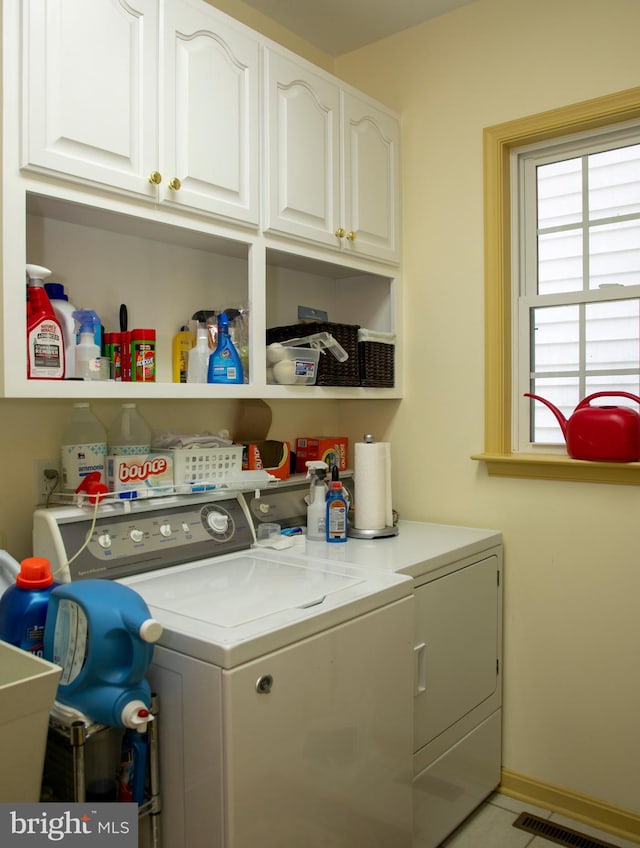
[575,391,640,410]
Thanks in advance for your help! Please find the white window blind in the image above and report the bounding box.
[512,125,640,450]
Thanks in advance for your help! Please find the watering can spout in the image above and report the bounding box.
[524,393,569,438]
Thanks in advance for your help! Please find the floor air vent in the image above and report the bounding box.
[512,812,622,848]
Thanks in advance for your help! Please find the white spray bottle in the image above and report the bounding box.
[305,460,328,541]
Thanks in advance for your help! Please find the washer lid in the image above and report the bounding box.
[121,548,412,667]
[128,554,362,627]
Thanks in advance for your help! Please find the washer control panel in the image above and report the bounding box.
[34,495,254,582]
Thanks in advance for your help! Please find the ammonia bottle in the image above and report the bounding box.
[60,403,107,492]
[108,403,152,455]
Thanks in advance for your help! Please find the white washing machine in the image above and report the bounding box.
[33,491,415,848]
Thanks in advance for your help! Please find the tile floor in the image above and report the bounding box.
[440,792,639,848]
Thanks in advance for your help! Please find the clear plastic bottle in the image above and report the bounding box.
[0,557,57,656]
[108,403,152,455]
[61,403,107,492]
[187,323,210,384]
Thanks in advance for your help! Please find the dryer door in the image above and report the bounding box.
[414,555,499,750]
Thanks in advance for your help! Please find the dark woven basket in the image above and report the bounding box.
[266,322,360,386]
[358,336,395,387]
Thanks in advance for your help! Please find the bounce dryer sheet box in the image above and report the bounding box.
[295,437,348,474]
[107,454,174,499]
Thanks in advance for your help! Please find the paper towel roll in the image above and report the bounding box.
[354,439,393,531]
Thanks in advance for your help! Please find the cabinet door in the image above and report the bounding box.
[23,0,159,197]
[342,92,401,263]
[162,0,260,224]
[222,598,414,847]
[264,50,341,248]
[414,556,499,752]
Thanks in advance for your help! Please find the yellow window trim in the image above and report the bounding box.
[474,86,640,485]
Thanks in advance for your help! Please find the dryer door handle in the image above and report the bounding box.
[414,642,427,696]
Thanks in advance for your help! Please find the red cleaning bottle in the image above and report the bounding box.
[26,264,65,379]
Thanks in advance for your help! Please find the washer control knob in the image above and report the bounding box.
[206,510,229,534]
[160,522,172,538]
[97,532,112,549]
[130,528,144,543]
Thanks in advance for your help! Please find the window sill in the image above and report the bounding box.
[471,452,640,485]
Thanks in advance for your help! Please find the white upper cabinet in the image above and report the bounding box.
[22,0,260,226]
[264,48,400,264]
[23,0,160,198]
[160,0,260,223]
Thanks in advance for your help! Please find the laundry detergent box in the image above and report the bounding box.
[241,440,291,480]
[107,454,174,498]
[295,437,348,474]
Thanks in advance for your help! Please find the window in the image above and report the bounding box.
[514,129,640,451]
[475,86,640,484]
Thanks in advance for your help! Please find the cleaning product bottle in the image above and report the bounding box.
[72,309,101,380]
[305,461,328,541]
[60,402,108,492]
[44,282,77,378]
[207,312,244,384]
[117,727,149,804]
[43,579,162,729]
[326,479,348,543]
[187,323,210,384]
[26,264,65,379]
[0,557,57,656]
[108,403,152,455]
[172,325,193,383]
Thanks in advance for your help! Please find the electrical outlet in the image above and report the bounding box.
[34,458,61,505]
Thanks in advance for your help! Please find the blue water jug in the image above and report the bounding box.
[44,579,162,729]
[0,557,57,656]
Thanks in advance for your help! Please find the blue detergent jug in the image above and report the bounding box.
[44,579,162,729]
[0,557,57,655]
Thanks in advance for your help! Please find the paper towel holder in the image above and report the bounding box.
[349,434,399,539]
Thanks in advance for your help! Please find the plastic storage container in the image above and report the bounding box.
[0,641,61,801]
[61,403,107,492]
[44,579,162,729]
[266,346,320,385]
[0,557,56,654]
[108,403,152,455]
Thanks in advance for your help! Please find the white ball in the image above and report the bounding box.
[267,343,287,364]
[273,358,296,384]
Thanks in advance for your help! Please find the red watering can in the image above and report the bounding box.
[524,391,640,462]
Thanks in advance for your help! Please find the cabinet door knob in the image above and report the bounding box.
[334,227,346,238]
[168,177,182,191]
[148,171,162,185]
[346,230,357,241]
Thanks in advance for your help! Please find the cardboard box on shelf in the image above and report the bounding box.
[295,437,348,474]
[234,399,291,480]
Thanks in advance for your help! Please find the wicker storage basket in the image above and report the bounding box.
[266,322,360,386]
[357,329,396,387]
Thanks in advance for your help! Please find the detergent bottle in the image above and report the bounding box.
[44,579,162,729]
[0,557,57,656]
[45,282,77,378]
[72,309,102,380]
[26,264,65,379]
[326,479,348,543]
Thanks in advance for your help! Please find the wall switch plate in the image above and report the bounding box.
[34,458,61,505]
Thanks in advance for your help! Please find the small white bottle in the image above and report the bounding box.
[45,282,77,378]
[187,324,210,384]
[61,403,107,492]
[305,461,328,541]
[108,403,152,456]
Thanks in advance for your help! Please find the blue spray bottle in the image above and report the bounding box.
[207,312,244,384]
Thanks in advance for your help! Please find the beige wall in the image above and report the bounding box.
[335,0,640,818]
[3,0,639,824]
